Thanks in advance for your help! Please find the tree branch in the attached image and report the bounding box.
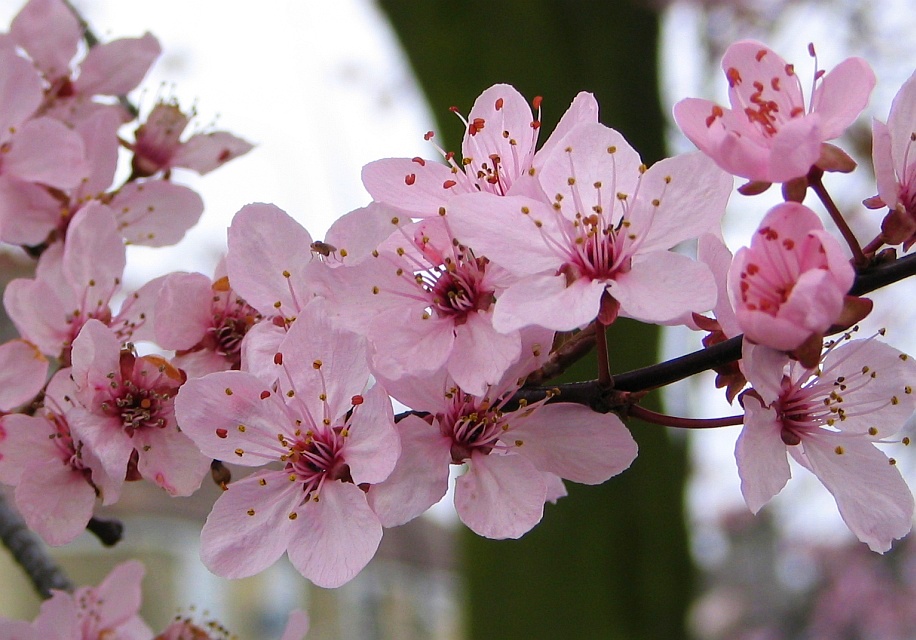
[0,492,74,599]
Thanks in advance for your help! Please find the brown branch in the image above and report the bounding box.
[0,492,74,598]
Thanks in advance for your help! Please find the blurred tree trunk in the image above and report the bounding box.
[376,2,693,638]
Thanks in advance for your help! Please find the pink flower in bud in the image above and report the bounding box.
[130,101,253,178]
[866,70,916,249]
[729,202,855,352]
[674,41,875,182]
[736,334,916,552]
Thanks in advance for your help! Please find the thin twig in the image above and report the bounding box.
[0,492,74,598]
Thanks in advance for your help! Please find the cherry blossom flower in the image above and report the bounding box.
[447,123,730,332]
[0,560,153,639]
[315,216,541,395]
[175,304,399,587]
[729,202,855,355]
[0,368,120,545]
[362,84,598,216]
[674,41,875,183]
[736,335,916,552]
[155,265,261,377]
[368,359,638,539]
[9,0,161,125]
[130,101,253,178]
[866,69,916,249]
[66,319,210,497]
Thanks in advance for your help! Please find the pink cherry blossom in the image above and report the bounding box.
[866,69,916,249]
[3,203,161,362]
[736,335,916,552]
[0,560,153,639]
[175,304,399,587]
[316,216,541,395]
[10,0,161,125]
[153,610,308,640]
[369,363,637,539]
[155,266,261,377]
[729,202,855,353]
[130,101,253,178]
[0,368,116,545]
[362,85,598,216]
[447,124,730,332]
[674,41,875,183]
[67,319,210,498]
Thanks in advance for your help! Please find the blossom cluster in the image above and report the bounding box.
[0,0,915,621]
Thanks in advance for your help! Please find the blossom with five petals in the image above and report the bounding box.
[674,41,875,183]
[736,335,916,552]
[447,123,730,331]
[175,304,399,587]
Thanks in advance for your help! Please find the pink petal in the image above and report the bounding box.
[455,452,546,539]
[538,122,642,225]
[154,273,214,350]
[70,319,122,391]
[324,201,401,266]
[362,157,465,217]
[448,312,521,395]
[133,426,209,497]
[226,203,315,318]
[3,276,69,356]
[625,152,732,254]
[0,174,61,245]
[341,383,399,485]
[722,42,804,125]
[0,49,42,130]
[765,115,823,182]
[887,70,916,173]
[62,203,125,302]
[810,57,876,140]
[5,118,87,189]
[279,610,310,640]
[240,321,286,382]
[803,433,914,552]
[369,307,455,380]
[172,131,254,175]
[93,560,148,633]
[75,109,122,195]
[0,414,59,485]
[75,33,161,96]
[610,251,717,324]
[871,118,899,209]
[535,91,599,167]
[287,480,382,588]
[493,274,607,333]
[507,403,637,484]
[735,394,791,514]
[0,340,47,411]
[110,180,204,247]
[367,415,451,527]
[175,370,294,465]
[741,342,789,406]
[16,459,96,545]
[10,0,80,81]
[200,470,299,578]
[278,302,370,422]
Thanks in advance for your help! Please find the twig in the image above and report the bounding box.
[0,492,74,598]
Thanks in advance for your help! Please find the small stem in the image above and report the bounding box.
[596,321,612,388]
[525,325,596,385]
[809,171,867,266]
[861,233,885,257]
[628,404,743,429]
[0,492,74,598]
